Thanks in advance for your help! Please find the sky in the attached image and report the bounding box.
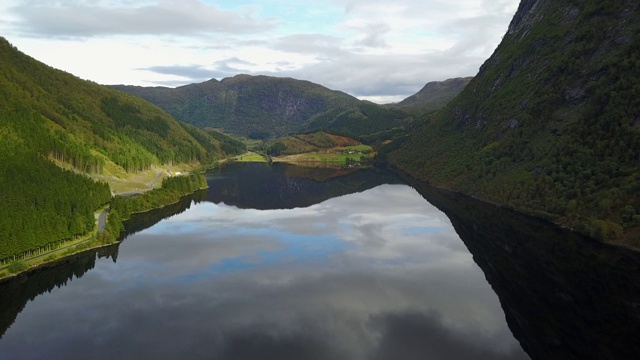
[0,0,520,103]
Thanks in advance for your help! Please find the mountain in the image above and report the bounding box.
[388,0,640,246]
[111,75,412,139]
[388,77,473,114]
[0,37,243,263]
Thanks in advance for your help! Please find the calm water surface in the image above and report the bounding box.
[2,163,639,359]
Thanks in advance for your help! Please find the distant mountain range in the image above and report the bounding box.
[111,74,465,140]
[112,75,361,138]
[388,0,640,245]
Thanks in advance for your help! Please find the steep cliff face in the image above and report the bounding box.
[389,0,640,245]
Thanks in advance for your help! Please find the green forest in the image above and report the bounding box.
[0,37,244,173]
[0,142,111,263]
[0,37,244,265]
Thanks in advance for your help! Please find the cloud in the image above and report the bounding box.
[353,22,391,48]
[8,0,277,38]
[0,0,520,101]
[0,180,529,359]
[269,50,480,99]
[371,311,530,360]
[132,39,484,99]
[257,0,518,100]
[212,57,256,75]
[140,57,258,83]
[140,64,214,81]
[272,34,348,58]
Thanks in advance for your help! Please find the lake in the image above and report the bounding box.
[1,162,639,360]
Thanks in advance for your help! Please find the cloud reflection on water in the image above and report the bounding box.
[0,184,528,359]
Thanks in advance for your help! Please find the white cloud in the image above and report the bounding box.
[8,0,276,37]
[0,0,520,102]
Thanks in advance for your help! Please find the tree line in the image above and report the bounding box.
[0,142,111,263]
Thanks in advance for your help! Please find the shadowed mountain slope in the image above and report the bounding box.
[388,0,640,246]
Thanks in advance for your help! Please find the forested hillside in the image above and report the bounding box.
[299,101,412,141]
[0,141,111,261]
[388,0,640,246]
[0,37,241,264]
[112,75,412,139]
[0,37,243,172]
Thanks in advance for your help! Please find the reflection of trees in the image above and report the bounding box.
[206,163,403,210]
[121,190,207,238]
[0,249,104,338]
[407,177,640,360]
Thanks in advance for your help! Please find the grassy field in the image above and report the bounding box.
[344,144,372,152]
[274,144,374,164]
[90,160,203,195]
[235,153,268,163]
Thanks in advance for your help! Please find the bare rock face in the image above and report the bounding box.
[507,0,544,37]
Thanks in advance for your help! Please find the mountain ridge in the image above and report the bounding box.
[111,74,413,140]
[111,75,362,138]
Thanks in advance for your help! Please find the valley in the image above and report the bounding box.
[2,2,636,256]
[1,0,640,357]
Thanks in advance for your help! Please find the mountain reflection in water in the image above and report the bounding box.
[407,178,640,360]
[0,163,638,359]
[205,162,403,209]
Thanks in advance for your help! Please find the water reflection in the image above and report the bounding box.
[407,177,640,360]
[0,191,207,342]
[6,163,640,359]
[0,164,527,359]
[206,162,403,209]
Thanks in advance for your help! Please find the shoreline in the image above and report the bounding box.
[381,161,640,253]
[10,159,634,282]
[0,182,208,282]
